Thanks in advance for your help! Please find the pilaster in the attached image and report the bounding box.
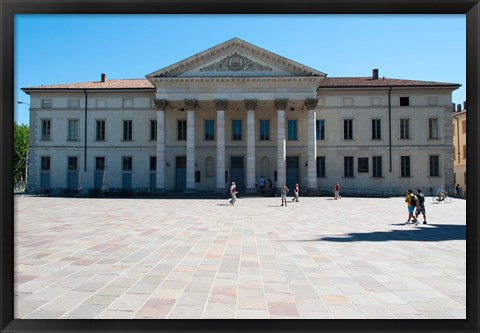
[154,99,168,193]
[305,98,319,195]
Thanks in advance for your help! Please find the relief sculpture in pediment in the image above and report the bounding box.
[199,52,273,73]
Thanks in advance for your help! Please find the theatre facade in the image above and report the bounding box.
[23,38,460,196]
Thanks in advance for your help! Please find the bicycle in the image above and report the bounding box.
[432,193,452,204]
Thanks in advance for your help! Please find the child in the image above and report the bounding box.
[280,183,289,207]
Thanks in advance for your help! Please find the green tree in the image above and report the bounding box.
[14,123,29,182]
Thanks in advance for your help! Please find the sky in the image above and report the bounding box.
[14,14,466,125]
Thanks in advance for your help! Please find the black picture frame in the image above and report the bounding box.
[1,1,478,332]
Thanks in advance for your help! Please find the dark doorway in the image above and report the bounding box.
[286,156,299,192]
[175,156,186,192]
[230,156,244,193]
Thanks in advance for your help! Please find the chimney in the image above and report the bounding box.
[101,73,107,82]
[452,103,456,112]
[457,104,461,112]
[372,68,379,80]
[463,101,466,110]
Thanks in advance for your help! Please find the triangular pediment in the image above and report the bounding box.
[146,38,326,79]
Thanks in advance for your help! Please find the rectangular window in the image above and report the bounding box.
[68,119,79,141]
[287,120,298,140]
[41,99,52,109]
[462,120,466,133]
[96,99,107,108]
[371,97,381,106]
[463,145,466,159]
[150,120,157,140]
[122,156,133,171]
[68,156,78,171]
[41,119,51,140]
[41,156,50,171]
[401,156,411,177]
[232,120,242,140]
[372,156,382,178]
[358,157,369,173]
[316,119,325,140]
[260,120,270,140]
[429,155,440,177]
[123,120,133,141]
[400,118,410,139]
[123,99,134,108]
[150,156,157,171]
[316,156,326,178]
[95,157,105,170]
[177,120,187,141]
[344,119,353,140]
[429,118,439,139]
[68,99,80,109]
[372,119,381,140]
[343,97,354,107]
[400,97,410,106]
[344,156,354,178]
[428,96,438,106]
[96,120,106,141]
[204,119,215,141]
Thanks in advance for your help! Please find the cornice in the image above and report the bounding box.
[150,77,322,84]
[147,38,325,78]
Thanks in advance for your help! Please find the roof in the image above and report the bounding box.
[22,76,461,91]
[319,77,461,88]
[22,79,155,91]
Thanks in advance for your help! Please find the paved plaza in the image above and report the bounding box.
[14,195,466,319]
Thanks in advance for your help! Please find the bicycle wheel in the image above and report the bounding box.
[444,195,452,204]
[432,196,440,204]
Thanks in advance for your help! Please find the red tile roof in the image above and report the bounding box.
[319,77,460,88]
[22,76,460,91]
[22,79,154,90]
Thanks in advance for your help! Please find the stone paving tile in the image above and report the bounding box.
[14,196,466,319]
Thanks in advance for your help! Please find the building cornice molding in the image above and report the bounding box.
[150,77,322,84]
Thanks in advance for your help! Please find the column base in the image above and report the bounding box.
[307,188,320,196]
[245,188,257,194]
[215,187,226,194]
[184,188,197,194]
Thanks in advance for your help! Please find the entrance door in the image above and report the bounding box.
[286,156,299,192]
[230,156,244,193]
[175,156,186,192]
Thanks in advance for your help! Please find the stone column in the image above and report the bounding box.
[305,98,319,195]
[154,99,168,193]
[185,99,197,192]
[245,99,257,193]
[275,99,288,185]
[215,99,227,193]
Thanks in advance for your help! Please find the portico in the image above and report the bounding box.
[147,38,325,193]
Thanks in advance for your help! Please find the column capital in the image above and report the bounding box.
[154,99,168,111]
[214,99,228,111]
[184,99,198,111]
[244,99,257,111]
[274,99,288,111]
[305,98,318,111]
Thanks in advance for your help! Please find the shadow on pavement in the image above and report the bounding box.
[303,224,465,242]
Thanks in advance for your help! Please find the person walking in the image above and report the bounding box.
[229,181,238,206]
[334,182,342,200]
[292,183,300,202]
[405,189,419,225]
[259,176,266,196]
[414,188,427,224]
[280,183,289,207]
